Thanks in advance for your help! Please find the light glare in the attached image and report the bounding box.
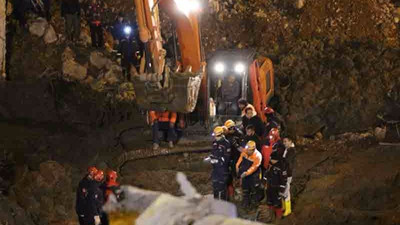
[234,62,245,73]
[214,62,225,73]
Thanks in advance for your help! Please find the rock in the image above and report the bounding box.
[295,0,305,9]
[79,27,92,46]
[29,17,48,37]
[374,126,386,141]
[39,161,65,186]
[62,60,87,80]
[43,25,58,44]
[102,64,123,84]
[0,196,35,225]
[193,215,226,225]
[62,47,75,61]
[90,51,111,69]
[395,17,399,23]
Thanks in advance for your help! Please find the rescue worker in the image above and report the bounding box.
[206,126,231,201]
[236,140,263,207]
[237,98,256,117]
[242,107,265,137]
[261,128,283,171]
[111,12,129,44]
[263,107,279,136]
[242,125,261,152]
[224,119,244,199]
[99,170,121,225]
[149,110,177,150]
[92,170,105,225]
[86,0,104,48]
[61,0,81,43]
[265,149,287,220]
[218,75,241,115]
[76,167,101,225]
[282,137,296,217]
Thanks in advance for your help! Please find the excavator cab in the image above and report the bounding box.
[207,49,275,126]
[131,0,206,113]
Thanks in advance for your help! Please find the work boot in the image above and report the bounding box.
[283,199,291,217]
[153,143,159,150]
[168,141,174,148]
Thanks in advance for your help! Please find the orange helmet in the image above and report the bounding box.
[94,170,104,182]
[107,170,118,182]
[268,128,280,143]
[263,107,275,115]
[87,166,98,177]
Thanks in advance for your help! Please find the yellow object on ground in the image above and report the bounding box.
[108,211,140,225]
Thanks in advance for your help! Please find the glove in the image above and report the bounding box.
[94,215,101,225]
[240,172,247,178]
[210,159,218,164]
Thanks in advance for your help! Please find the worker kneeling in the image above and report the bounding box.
[236,140,263,207]
[149,110,177,150]
[206,126,232,201]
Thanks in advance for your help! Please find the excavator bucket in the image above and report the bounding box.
[132,71,203,113]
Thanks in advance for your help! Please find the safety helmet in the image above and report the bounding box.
[268,128,280,143]
[245,140,256,150]
[94,170,104,182]
[224,120,235,129]
[263,106,275,115]
[87,166,98,177]
[213,126,224,137]
[107,170,118,182]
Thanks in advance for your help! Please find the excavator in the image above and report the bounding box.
[131,0,275,125]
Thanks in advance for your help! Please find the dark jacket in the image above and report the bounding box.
[265,116,279,137]
[75,176,99,216]
[210,137,231,182]
[242,115,265,137]
[265,160,287,193]
[283,146,296,177]
[61,0,80,16]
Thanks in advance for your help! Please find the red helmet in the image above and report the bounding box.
[268,128,280,143]
[87,166,98,177]
[263,107,275,115]
[94,170,104,182]
[107,170,118,182]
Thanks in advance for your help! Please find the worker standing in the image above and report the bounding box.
[76,167,98,225]
[265,150,287,220]
[218,75,241,115]
[206,126,231,201]
[236,140,262,207]
[282,137,296,217]
[237,98,256,117]
[242,125,261,152]
[99,170,121,225]
[86,0,104,48]
[224,119,244,199]
[261,128,283,171]
[242,107,265,138]
[76,167,103,225]
[149,110,177,150]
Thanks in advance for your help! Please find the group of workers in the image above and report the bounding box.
[75,167,121,225]
[208,101,296,220]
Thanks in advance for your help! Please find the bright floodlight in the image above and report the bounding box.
[234,62,245,73]
[214,62,225,73]
[124,26,132,35]
[174,0,200,15]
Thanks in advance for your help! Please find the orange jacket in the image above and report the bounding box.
[236,150,262,176]
[261,145,273,169]
[149,111,177,123]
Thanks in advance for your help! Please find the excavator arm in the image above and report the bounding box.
[132,0,206,113]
